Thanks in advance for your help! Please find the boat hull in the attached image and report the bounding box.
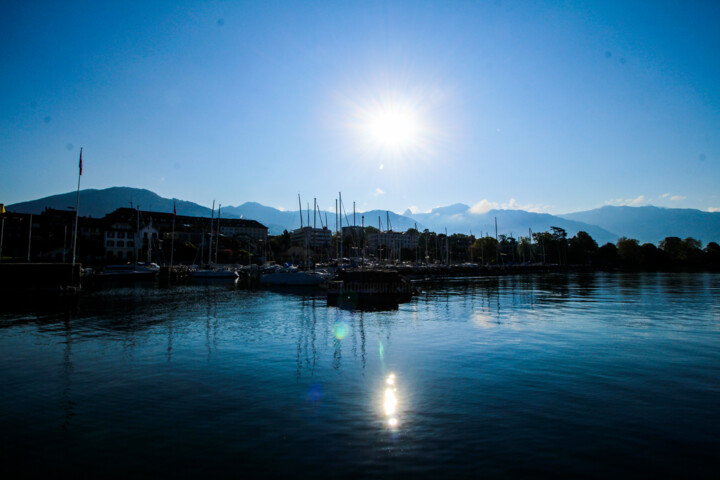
[260,272,327,286]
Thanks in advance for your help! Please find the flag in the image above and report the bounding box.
[79,148,83,176]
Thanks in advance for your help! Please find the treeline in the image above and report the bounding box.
[465,226,720,270]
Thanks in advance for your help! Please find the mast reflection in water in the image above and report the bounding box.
[1,272,720,478]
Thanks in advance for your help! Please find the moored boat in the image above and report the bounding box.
[259,265,330,286]
[97,262,160,280]
[190,266,240,279]
[327,269,419,309]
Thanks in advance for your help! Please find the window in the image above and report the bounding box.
[127,241,134,247]
[117,232,125,239]
[117,241,124,247]
[107,232,115,238]
[106,240,115,247]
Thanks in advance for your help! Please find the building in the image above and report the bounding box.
[218,219,268,242]
[290,227,332,249]
[103,208,268,263]
[1,206,269,265]
[368,230,419,253]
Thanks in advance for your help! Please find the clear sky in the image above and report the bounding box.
[2,0,719,214]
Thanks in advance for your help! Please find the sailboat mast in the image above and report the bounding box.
[170,200,176,269]
[71,147,82,267]
[361,215,365,268]
[415,223,418,264]
[215,204,221,264]
[298,194,303,228]
[208,200,215,264]
[339,192,343,263]
[135,206,139,268]
[27,214,32,263]
[446,227,450,266]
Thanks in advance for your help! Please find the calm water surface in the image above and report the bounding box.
[1,272,719,478]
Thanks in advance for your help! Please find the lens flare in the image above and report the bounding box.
[333,321,349,340]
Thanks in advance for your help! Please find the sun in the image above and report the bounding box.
[364,104,421,150]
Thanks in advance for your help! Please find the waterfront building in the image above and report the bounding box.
[290,226,332,249]
[368,230,419,252]
[1,206,269,264]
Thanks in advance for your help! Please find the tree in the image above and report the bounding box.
[616,237,641,265]
[596,242,618,266]
[516,236,534,263]
[639,243,662,268]
[659,237,683,262]
[567,231,598,265]
[550,227,568,265]
[704,242,720,267]
[532,231,557,264]
[471,236,499,265]
[683,237,704,266]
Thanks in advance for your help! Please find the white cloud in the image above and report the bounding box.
[660,193,686,201]
[374,187,385,196]
[605,195,646,206]
[500,198,550,213]
[470,198,550,215]
[708,207,720,213]
[469,199,497,215]
[407,205,429,214]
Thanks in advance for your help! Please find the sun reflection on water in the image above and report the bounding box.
[383,373,400,429]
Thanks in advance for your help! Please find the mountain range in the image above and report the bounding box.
[6,187,720,245]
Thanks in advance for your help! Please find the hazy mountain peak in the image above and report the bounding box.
[429,203,470,215]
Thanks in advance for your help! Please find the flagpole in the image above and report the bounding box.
[71,147,82,267]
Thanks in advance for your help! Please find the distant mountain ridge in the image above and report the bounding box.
[559,206,720,245]
[7,187,720,243]
[6,187,224,219]
[405,205,618,245]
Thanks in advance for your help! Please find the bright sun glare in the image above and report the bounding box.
[365,104,420,150]
[356,100,424,153]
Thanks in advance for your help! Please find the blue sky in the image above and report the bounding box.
[2,0,719,214]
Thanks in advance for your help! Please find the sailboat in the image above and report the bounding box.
[259,195,330,286]
[190,203,239,280]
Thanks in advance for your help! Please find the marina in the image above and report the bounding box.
[3,2,720,478]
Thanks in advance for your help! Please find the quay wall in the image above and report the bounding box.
[0,263,82,291]
[394,263,592,278]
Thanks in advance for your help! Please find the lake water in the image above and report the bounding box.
[1,272,719,478]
